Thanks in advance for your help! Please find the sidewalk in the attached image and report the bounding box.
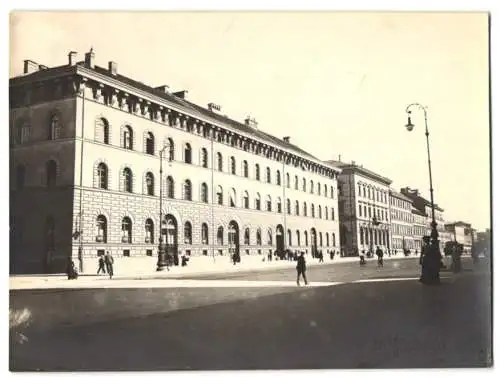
[10,254,420,290]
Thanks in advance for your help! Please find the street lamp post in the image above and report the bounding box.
[157,145,170,271]
[405,103,441,285]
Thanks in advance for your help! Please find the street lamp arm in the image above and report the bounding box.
[405,102,427,117]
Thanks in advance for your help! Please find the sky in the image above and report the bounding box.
[9,11,491,230]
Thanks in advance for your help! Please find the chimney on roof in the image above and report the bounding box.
[23,60,39,74]
[68,51,77,66]
[244,116,258,129]
[338,154,341,162]
[173,90,188,99]
[208,103,221,112]
[84,48,95,69]
[351,160,356,166]
[108,61,117,75]
[283,136,290,143]
[155,85,170,94]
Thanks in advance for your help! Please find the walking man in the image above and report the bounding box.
[104,251,114,279]
[97,255,106,275]
[296,251,308,286]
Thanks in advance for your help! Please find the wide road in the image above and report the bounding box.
[10,257,492,371]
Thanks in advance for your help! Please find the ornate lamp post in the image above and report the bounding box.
[405,103,441,285]
[157,145,171,271]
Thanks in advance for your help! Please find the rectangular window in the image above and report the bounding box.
[97,249,105,256]
[146,249,153,257]
[123,249,130,257]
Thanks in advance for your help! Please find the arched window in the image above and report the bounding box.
[286,173,290,188]
[319,232,323,247]
[217,152,223,171]
[286,199,291,214]
[256,228,262,245]
[96,117,109,144]
[217,226,224,245]
[266,167,271,183]
[324,184,328,197]
[183,179,192,201]
[287,229,292,246]
[145,218,154,243]
[49,114,60,140]
[230,156,236,174]
[46,160,57,187]
[244,228,250,245]
[294,175,299,190]
[121,217,132,243]
[123,125,133,149]
[360,228,364,245]
[216,185,223,205]
[276,197,282,213]
[311,204,315,218]
[201,223,209,244]
[166,176,174,198]
[96,215,107,243]
[146,172,154,195]
[331,186,334,198]
[146,132,155,155]
[317,182,321,195]
[310,180,314,193]
[303,202,307,216]
[123,168,133,192]
[168,138,175,161]
[243,160,248,177]
[255,193,261,210]
[302,178,306,192]
[243,191,249,209]
[255,164,260,180]
[326,233,330,247]
[201,183,208,203]
[266,195,272,212]
[295,200,299,215]
[184,222,192,244]
[184,143,192,164]
[17,123,31,144]
[16,164,25,190]
[318,206,322,219]
[358,184,362,196]
[276,170,281,186]
[267,229,273,245]
[331,207,335,220]
[325,206,329,220]
[296,230,301,246]
[304,231,308,246]
[97,163,108,189]
[201,148,208,168]
[229,188,236,207]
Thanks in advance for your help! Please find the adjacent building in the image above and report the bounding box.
[444,221,474,252]
[9,50,341,274]
[325,160,392,256]
[389,190,414,252]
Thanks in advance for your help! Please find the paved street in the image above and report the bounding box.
[10,257,492,371]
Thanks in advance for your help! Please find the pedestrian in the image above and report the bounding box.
[104,251,114,279]
[319,250,324,263]
[97,255,106,274]
[66,257,78,280]
[296,251,308,286]
[359,250,366,266]
[376,246,384,267]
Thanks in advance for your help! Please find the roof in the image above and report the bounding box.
[10,61,331,169]
[411,208,427,217]
[445,221,471,228]
[400,188,444,212]
[324,160,392,185]
[390,189,412,202]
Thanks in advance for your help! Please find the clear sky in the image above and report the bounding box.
[9,11,491,230]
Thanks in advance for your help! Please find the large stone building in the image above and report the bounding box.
[325,160,392,256]
[9,50,341,274]
[389,190,414,252]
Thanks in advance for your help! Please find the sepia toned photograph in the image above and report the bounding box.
[8,10,492,371]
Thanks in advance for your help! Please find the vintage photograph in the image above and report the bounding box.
[8,11,492,371]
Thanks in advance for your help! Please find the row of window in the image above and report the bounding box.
[93,115,335,180]
[95,215,337,247]
[357,183,388,204]
[390,208,413,223]
[391,223,413,236]
[359,227,390,247]
[94,163,336,219]
[96,120,335,197]
[13,113,61,144]
[390,196,412,210]
[358,204,389,222]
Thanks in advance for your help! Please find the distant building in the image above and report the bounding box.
[475,229,491,256]
[445,221,474,252]
[325,160,392,256]
[411,207,428,252]
[400,187,446,253]
[389,190,414,252]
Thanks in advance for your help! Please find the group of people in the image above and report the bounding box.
[96,252,115,279]
[359,246,385,266]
